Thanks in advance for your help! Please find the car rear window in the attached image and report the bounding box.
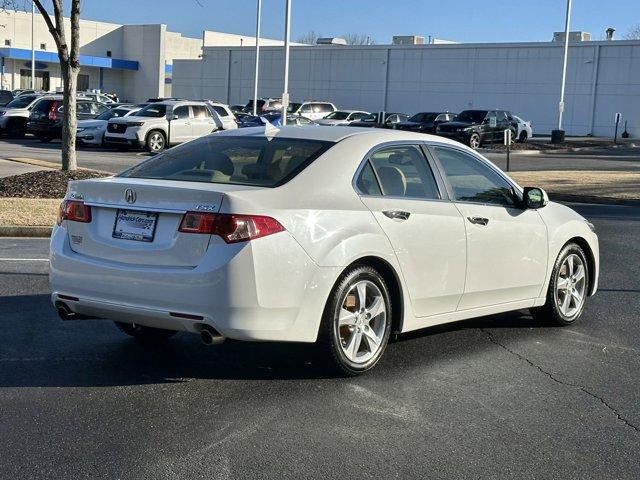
[31,99,56,113]
[120,136,334,187]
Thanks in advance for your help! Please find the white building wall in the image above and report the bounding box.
[173,41,640,137]
[121,25,165,103]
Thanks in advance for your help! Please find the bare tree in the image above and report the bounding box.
[296,30,321,45]
[624,24,640,40]
[341,33,374,45]
[2,0,80,171]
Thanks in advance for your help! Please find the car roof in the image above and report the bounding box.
[156,100,207,106]
[215,125,465,146]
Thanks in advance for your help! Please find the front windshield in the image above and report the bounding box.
[96,108,130,121]
[120,136,333,187]
[456,110,488,123]
[287,103,302,113]
[6,95,37,108]
[408,112,437,123]
[325,111,350,120]
[136,104,167,117]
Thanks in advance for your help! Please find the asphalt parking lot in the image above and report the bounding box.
[1,202,638,479]
[0,136,639,175]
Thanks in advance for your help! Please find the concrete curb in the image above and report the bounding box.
[549,194,640,208]
[0,226,52,238]
[2,156,112,174]
[478,142,638,155]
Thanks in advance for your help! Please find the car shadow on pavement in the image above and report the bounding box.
[0,294,551,387]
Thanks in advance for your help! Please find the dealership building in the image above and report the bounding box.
[0,9,287,103]
[172,37,640,137]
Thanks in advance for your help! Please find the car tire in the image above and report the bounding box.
[469,133,481,149]
[519,130,528,142]
[7,121,25,139]
[145,130,166,153]
[530,243,589,326]
[319,265,393,376]
[39,135,52,143]
[114,321,178,340]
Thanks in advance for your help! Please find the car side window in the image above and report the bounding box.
[77,102,91,114]
[299,104,312,113]
[173,106,190,119]
[356,161,382,196]
[212,106,228,117]
[192,105,210,119]
[368,145,440,199]
[351,112,367,121]
[432,146,517,207]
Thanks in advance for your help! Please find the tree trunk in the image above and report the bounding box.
[60,60,78,171]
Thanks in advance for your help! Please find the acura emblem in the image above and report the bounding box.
[125,188,137,204]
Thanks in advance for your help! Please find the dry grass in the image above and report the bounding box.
[0,197,61,226]
[510,170,640,201]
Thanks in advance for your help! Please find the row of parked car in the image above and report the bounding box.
[230,99,534,148]
[0,91,533,152]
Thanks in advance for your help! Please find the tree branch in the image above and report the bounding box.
[69,0,80,67]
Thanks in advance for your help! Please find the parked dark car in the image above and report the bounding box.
[347,112,409,128]
[0,89,14,106]
[435,109,518,149]
[27,97,110,142]
[235,113,264,128]
[395,111,457,134]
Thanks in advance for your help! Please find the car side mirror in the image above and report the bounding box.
[523,186,549,209]
[168,114,178,121]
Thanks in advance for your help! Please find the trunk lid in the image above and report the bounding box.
[65,177,229,267]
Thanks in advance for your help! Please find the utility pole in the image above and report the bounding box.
[31,1,35,89]
[553,0,572,143]
[281,0,291,125]
[252,0,262,116]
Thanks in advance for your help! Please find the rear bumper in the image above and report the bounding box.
[49,224,340,342]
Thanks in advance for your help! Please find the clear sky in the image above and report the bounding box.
[64,0,638,44]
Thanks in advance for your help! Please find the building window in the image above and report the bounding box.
[77,74,89,91]
[106,50,112,57]
[4,39,10,46]
[20,69,50,91]
[40,43,46,50]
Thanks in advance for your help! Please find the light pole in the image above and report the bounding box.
[31,1,35,90]
[281,0,292,125]
[553,0,572,143]
[252,0,262,116]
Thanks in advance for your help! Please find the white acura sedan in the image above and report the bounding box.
[50,126,599,375]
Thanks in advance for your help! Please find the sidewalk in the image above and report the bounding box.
[0,158,50,178]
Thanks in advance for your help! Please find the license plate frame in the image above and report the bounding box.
[112,209,158,242]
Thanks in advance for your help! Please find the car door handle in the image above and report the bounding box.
[467,216,489,226]
[383,210,411,221]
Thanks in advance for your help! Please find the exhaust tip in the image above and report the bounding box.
[200,326,225,346]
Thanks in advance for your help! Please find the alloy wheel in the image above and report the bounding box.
[469,134,480,149]
[149,132,165,151]
[554,254,586,318]
[336,280,387,364]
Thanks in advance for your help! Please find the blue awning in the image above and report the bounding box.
[0,47,138,70]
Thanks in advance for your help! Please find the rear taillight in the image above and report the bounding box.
[179,212,285,243]
[57,200,91,225]
[48,101,59,121]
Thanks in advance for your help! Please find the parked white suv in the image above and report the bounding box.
[287,101,337,121]
[104,100,218,152]
[0,93,42,138]
[204,101,238,130]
